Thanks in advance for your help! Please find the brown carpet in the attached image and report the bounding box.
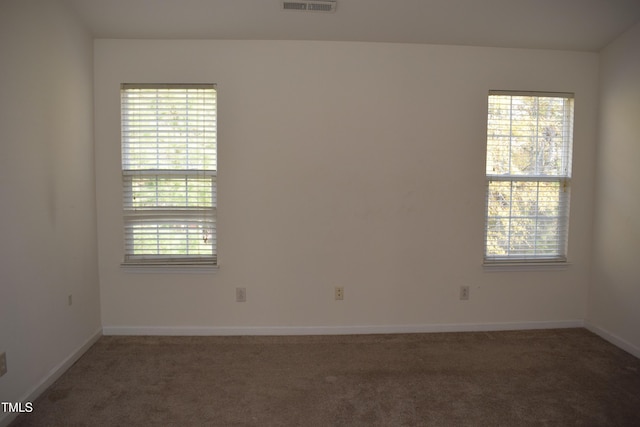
[10,328,640,426]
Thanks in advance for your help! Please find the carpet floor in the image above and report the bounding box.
[10,328,640,426]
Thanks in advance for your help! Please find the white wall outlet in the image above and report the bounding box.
[335,286,344,300]
[460,286,470,300]
[236,287,246,302]
[0,352,7,377]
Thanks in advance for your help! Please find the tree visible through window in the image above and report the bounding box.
[121,84,217,266]
[485,91,574,263]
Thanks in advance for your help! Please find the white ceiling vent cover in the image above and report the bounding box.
[282,1,337,13]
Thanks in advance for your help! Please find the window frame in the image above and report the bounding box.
[120,83,218,268]
[483,90,574,266]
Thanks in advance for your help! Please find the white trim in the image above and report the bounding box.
[0,328,103,427]
[585,322,640,359]
[102,320,584,337]
[483,262,571,272]
[489,90,574,99]
[121,264,219,274]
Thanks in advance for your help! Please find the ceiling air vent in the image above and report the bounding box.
[282,1,337,13]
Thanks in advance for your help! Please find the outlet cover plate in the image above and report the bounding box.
[236,287,247,302]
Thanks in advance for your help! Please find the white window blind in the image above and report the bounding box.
[485,91,574,263]
[121,84,217,266]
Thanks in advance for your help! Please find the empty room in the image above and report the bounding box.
[1,0,640,425]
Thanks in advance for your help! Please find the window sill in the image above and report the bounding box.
[121,263,219,274]
[483,261,570,272]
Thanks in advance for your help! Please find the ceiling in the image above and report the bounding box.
[64,0,640,52]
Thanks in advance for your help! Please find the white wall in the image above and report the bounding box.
[95,40,599,334]
[588,21,640,356]
[0,0,101,420]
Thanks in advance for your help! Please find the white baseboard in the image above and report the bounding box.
[102,320,584,336]
[0,327,103,427]
[585,322,640,359]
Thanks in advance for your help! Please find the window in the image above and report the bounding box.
[484,91,574,264]
[121,84,217,266]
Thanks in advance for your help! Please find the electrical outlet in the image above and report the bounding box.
[236,287,246,302]
[335,286,344,301]
[0,352,7,377]
[460,286,470,300]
